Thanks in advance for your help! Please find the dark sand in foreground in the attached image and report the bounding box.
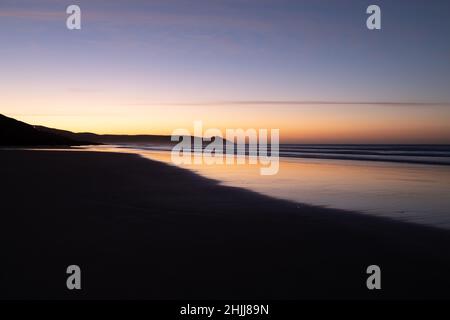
[1,150,450,299]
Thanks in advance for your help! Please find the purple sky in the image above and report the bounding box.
[1,0,449,142]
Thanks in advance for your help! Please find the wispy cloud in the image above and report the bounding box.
[0,7,272,31]
[0,9,63,20]
[120,100,450,107]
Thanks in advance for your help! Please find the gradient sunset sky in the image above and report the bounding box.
[1,0,450,143]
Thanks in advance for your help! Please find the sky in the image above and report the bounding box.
[0,0,450,143]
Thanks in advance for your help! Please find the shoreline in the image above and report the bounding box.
[1,149,450,299]
[82,145,450,230]
[3,144,450,166]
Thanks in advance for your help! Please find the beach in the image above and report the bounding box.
[87,145,450,229]
[1,149,450,299]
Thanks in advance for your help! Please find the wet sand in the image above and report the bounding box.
[1,149,449,299]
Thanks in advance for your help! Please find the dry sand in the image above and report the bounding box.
[1,150,449,299]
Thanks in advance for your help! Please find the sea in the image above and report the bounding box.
[82,144,450,229]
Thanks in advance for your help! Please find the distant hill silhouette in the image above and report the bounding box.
[35,125,175,144]
[35,126,230,146]
[0,114,94,146]
[1,113,229,147]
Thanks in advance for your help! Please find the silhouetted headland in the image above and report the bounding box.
[35,124,175,144]
[0,114,94,146]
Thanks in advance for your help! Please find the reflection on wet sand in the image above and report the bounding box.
[78,145,450,229]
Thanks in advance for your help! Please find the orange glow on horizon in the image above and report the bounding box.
[3,97,450,144]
